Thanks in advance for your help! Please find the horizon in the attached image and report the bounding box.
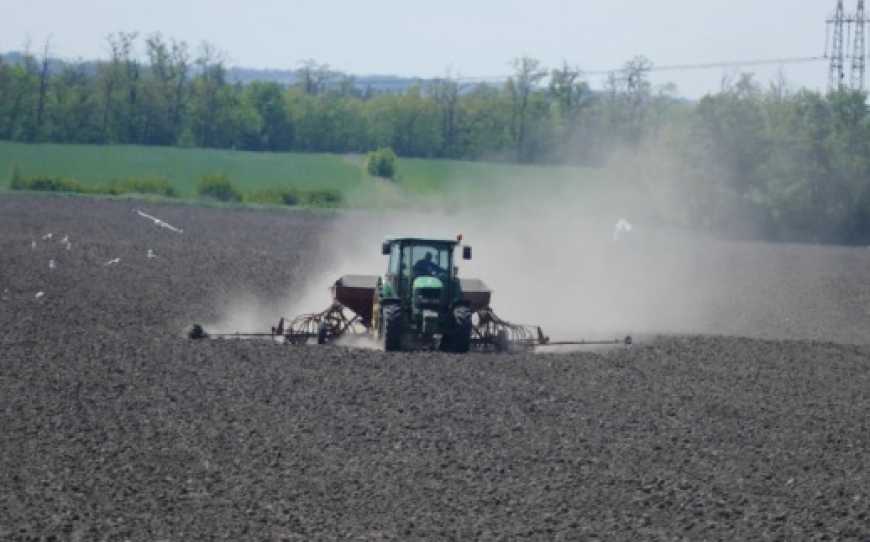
[3,0,838,98]
[0,44,829,101]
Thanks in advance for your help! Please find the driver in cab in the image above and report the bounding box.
[413,252,445,277]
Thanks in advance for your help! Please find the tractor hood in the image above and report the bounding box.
[412,276,443,290]
[413,276,445,310]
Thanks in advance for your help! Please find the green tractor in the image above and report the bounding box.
[190,235,631,352]
[374,236,475,352]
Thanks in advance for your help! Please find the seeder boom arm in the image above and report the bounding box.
[190,304,632,351]
[538,337,633,347]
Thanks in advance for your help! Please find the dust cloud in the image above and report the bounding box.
[288,147,738,344]
[206,142,746,344]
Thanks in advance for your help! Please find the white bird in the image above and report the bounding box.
[31,241,36,250]
[136,210,183,234]
[104,258,121,266]
[41,233,53,241]
[613,218,634,242]
[49,259,56,270]
[59,235,69,244]
[147,249,156,259]
[35,291,45,300]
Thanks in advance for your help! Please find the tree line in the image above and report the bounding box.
[3,33,870,242]
[0,34,678,160]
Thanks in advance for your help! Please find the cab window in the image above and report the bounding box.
[400,244,413,294]
[409,244,451,277]
[389,243,400,275]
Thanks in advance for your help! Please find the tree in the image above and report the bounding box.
[0,49,38,140]
[143,33,174,144]
[50,62,101,143]
[621,55,654,144]
[507,57,547,161]
[297,59,332,95]
[99,32,140,143]
[190,42,230,147]
[694,73,768,198]
[549,62,588,121]
[457,83,512,160]
[391,85,441,157]
[430,74,461,157]
[548,62,592,159]
[119,32,142,142]
[139,33,188,145]
[99,37,120,141]
[32,36,52,141]
[367,147,397,178]
[332,74,362,99]
[246,81,292,150]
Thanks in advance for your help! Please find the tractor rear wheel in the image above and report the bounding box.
[495,329,510,353]
[383,304,402,352]
[449,305,472,353]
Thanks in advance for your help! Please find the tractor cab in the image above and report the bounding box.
[381,237,471,302]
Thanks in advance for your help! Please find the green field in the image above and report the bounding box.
[0,141,611,208]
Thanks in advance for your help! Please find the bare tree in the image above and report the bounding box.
[100,35,121,140]
[34,36,52,139]
[335,74,358,98]
[194,42,228,147]
[769,68,790,102]
[623,56,653,96]
[168,40,190,140]
[144,33,189,143]
[119,33,141,141]
[99,32,139,141]
[507,56,547,161]
[609,55,654,145]
[146,33,171,85]
[549,61,590,122]
[297,59,332,95]
[430,71,461,157]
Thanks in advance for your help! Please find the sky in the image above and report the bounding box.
[1,0,840,97]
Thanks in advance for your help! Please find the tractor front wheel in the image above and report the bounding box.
[383,304,402,352]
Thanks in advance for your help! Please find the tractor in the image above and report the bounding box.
[375,236,476,352]
[189,235,631,352]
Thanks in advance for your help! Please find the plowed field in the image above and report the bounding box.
[1,195,869,540]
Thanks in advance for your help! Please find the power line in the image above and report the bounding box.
[257,56,831,89]
[446,56,827,85]
[584,56,826,76]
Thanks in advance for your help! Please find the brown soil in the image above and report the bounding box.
[1,195,868,540]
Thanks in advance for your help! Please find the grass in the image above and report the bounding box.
[9,173,177,197]
[0,142,363,196]
[397,157,606,194]
[0,141,612,209]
